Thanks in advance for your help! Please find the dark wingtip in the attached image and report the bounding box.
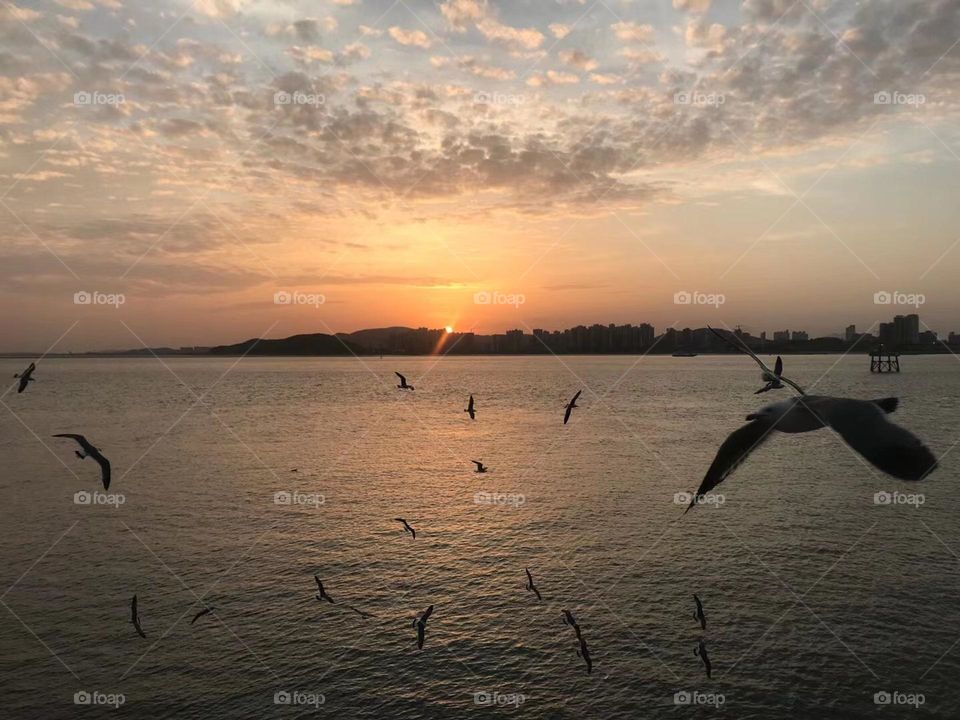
[873,397,899,413]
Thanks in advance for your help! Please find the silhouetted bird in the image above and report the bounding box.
[395,372,414,390]
[685,396,937,512]
[345,605,375,619]
[413,604,434,649]
[471,460,488,473]
[709,327,805,395]
[525,568,542,601]
[562,609,582,638]
[13,362,36,394]
[577,636,593,674]
[130,595,146,638]
[465,394,476,420]
[755,356,785,394]
[53,434,111,490]
[395,518,416,539]
[191,606,214,625]
[564,390,582,425]
[693,594,706,630]
[314,575,335,603]
[695,638,711,678]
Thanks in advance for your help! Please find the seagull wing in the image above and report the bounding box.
[395,372,406,384]
[131,595,138,623]
[687,419,774,512]
[53,433,86,445]
[133,617,146,638]
[563,405,573,424]
[468,395,474,411]
[570,390,582,404]
[191,608,211,625]
[421,605,434,623]
[525,567,533,585]
[774,356,783,377]
[89,449,111,491]
[417,621,425,649]
[820,398,938,481]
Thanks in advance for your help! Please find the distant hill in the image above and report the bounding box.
[337,327,415,351]
[209,333,364,356]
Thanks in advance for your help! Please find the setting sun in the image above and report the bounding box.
[445,326,454,334]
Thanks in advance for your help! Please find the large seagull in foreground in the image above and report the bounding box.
[685,329,938,512]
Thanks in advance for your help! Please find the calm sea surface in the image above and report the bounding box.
[0,355,958,719]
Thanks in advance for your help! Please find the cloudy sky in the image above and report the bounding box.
[1,0,959,351]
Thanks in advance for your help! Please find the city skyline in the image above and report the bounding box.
[2,0,960,351]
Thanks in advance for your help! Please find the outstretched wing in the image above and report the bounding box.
[687,419,774,512]
[395,372,406,384]
[774,356,783,377]
[570,390,582,404]
[53,433,86,444]
[468,395,474,411]
[90,451,111,491]
[822,399,938,481]
[563,405,573,424]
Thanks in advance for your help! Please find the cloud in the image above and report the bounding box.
[612,21,655,43]
[558,49,598,71]
[388,26,432,49]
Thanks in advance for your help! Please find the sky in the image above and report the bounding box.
[1,0,959,351]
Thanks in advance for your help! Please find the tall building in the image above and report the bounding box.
[879,322,896,347]
[791,331,809,342]
[845,324,856,342]
[773,330,790,343]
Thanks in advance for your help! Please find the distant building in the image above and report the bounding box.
[919,330,937,345]
[950,332,960,345]
[791,331,808,342]
[879,322,897,347]
[845,325,856,342]
[773,330,790,343]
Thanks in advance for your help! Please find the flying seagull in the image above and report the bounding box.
[684,395,936,512]
[13,362,36,394]
[191,606,215,625]
[525,568,542,601]
[471,460,488,473]
[576,636,593,674]
[314,575,335,604]
[395,372,414,391]
[693,594,706,630]
[53,434,111,490]
[695,638,711,679]
[564,390,582,425]
[395,518,416,540]
[755,356,786,394]
[562,609,582,639]
[413,604,434,649]
[708,326,805,395]
[465,394,476,420]
[130,595,146,638]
